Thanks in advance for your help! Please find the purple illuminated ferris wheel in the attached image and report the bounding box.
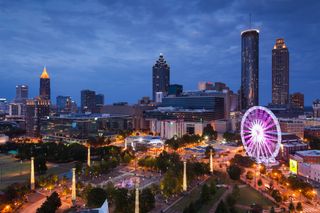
[241,106,282,164]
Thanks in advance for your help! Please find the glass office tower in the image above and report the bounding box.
[241,29,259,111]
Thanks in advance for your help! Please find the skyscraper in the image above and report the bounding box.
[240,29,259,111]
[272,38,289,106]
[152,54,170,101]
[290,92,304,109]
[39,66,51,100]
[81,90,96,113]
[26,98,50,136]
[56,96,72,113]
[15,85,28,102]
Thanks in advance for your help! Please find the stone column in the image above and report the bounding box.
[72,168,76,206]
[183,161,187,191]
[87,145,91,167]
[210,149,213,174]
[135,180,139,213]
[30,157,35,190]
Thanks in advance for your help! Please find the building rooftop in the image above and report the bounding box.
[296,150,320,157]
[150,106,211,113]
[40,66,50,79]
[240,29,260,35]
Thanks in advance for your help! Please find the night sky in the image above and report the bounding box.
[0,0,319,106]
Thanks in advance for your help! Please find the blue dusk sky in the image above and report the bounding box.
[0,0,319,105]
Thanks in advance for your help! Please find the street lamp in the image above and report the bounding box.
[299,189,302,201]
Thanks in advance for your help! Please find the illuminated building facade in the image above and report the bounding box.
[290,92,304,109]
[279,118,304,139]
[40,114,132,142]
[81,90,96,113]
[152,54,170,101]
[15,85,29,103]
[26,98,50,136]
[240,29,259,111]
[313,99,320,118]
[272,38,289,106]
[39,67,51,100]
[56,96,73,113]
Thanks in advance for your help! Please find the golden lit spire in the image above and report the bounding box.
[40,66,50,79]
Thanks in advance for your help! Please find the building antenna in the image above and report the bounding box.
[249,13,252,29]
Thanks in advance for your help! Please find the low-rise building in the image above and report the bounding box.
[278,133,308,161]
[290,150,320,183]
[304,126,320,138]
[279,118,304,139]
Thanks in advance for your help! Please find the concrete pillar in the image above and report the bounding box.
[210,149,213,174]
[183,161,187,191]
[30,157,35,190]
[87,145,91,167]
[72,168,76,205]
[135,180,139,213]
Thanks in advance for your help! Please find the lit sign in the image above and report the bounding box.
[289,159,298,174]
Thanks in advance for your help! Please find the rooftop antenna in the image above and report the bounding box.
[249,13,252,29]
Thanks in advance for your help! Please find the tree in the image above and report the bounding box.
[114,188,133,213]
[227,165,242,180]
[246,171,254,180]
[200,184,211,204]
[257,179,263,187]
[209,179,217,195]
[215,200,229,213]
[86,188,108,208]
[271,189,282,203]
[36,191,61,213]
[296,202,303,212]
[34,155,47,174]
[140,188,155,213]
[203,124,217,140]
[288,201,295,212]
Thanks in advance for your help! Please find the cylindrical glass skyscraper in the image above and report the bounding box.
[241,29,259,111]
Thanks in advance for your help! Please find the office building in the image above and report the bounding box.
[0,98,9,114]
[272,38,289,106]
[168,84,183,96]
[56,96,73,113]
[198,82,214,91]
[40,113,132,142]
[152,54,170,101]
[313,99,320,118]
[279,118,304,139]
[26,98,50,136]
[290,92,304,109]
[15,85,28,102]
[278,133,308,161]
[39,67,51,100]
[95,94,105,113]
[81,90,96,113]
[240,29,259,110]
[95,94,104,106]
[304,126,320,138]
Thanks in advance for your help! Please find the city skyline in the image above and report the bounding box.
[0,0,319,105]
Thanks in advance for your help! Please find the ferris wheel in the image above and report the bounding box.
[240,106,282,164]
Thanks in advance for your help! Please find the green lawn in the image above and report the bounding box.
[237,186,274,208]
[0,154,75,189]
[166,174,228,213]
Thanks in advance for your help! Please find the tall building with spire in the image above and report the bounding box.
[40,66,51,100]
[152,54,170,101]
[272,38,289,106]
[240,29,259,111]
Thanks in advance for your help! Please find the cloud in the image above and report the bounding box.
[0,0,319,105]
